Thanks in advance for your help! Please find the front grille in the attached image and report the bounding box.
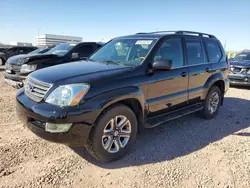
[11,64,21,73]
[233,67,242,73]
[230,67,249,74]
[24,76,52,102]
[6,63,21,74]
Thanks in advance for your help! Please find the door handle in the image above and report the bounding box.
[181,72,187,77]
[205,68,213,73]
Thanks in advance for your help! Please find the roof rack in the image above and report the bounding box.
[136,30,216,39]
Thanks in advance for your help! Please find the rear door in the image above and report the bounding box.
[203,38,227,78]
[185,38,212,103]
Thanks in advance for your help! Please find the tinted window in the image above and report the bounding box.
[7,48,17,53]
[45,43,76,56]
[186,40,204,65]
[90,38,157,67]
[76,45,94,58]
[204,40,222,62]
[153,38,184,68]
[234,53,250,61]
[22,48,31,53]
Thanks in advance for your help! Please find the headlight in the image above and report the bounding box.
[45,84,90,107]
[20,64,37,74]
[247,69,250,74]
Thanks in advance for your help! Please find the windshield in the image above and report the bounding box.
[89,38,157,66]
[234,53,250,61]
[45,43,76,56]
[28,48,47,55]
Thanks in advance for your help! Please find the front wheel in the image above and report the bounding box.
[0,58,4,66]
[200,85,222,119]
[86,104,138,162]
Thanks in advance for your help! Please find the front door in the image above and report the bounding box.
[147,38,189,117]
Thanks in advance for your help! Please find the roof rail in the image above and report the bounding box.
[175,31,216,39]
[136,30,216,39]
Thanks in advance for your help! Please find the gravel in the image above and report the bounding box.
[0,66,249,188]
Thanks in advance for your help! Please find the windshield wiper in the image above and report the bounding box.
[104,60,123,66]
[87,58,96,62]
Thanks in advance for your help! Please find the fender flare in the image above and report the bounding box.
[79,86,146,125]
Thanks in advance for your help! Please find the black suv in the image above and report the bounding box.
[16,31,229,162]
[0,46,37,65]
[5,42,103,88]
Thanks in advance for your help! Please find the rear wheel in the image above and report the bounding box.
[200,85,222,119]
[86,104,138,162]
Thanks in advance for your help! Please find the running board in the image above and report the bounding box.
[145,103,203,128]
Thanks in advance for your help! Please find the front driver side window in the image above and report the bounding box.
[153,38,184,68]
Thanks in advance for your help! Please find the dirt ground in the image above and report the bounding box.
[0,66,249,188]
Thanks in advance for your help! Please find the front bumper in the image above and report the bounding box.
[16,89,96,147]
[228,73,250,86]
[4,72,26,88]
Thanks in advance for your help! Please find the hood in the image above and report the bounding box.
[7,53,58,65]
[7,54,35,64]
[30,61,133,84]
[230,59,250,68]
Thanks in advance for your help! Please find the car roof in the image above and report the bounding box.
[76,42,105,45]
[10,46,36,48]
[116,30,217,40]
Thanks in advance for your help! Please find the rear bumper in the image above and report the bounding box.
[16,89,97,147]
[228,73,250,86]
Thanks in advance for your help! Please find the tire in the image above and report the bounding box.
[86,104,138,162]
[200,85,222,119]
[0,58,4,66]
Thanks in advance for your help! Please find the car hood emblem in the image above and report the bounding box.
[26,84,33,92]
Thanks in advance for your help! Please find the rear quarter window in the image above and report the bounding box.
[186,39,205,65]
[204,40,222,63]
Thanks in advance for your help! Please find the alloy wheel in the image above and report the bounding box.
[208,92,220,114]
[102,115,131,153]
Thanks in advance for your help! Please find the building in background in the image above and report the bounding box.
[9,42,33,46]
[36,34,82,47]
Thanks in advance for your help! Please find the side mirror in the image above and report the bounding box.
[152,60,173,70]
[71,52,79,59]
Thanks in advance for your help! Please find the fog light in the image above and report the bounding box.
[45,123,72,133]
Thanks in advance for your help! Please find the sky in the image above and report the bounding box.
[0,0,249,51]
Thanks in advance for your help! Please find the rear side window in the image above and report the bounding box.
[204,40,222,62]
[186,40,204,65]
[23,48,32,53]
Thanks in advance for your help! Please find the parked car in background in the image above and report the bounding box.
[16,31,229,162]
[228,51,250,86]
[0,47,8,53]
[0,46,38,65]
[5,42,103,88]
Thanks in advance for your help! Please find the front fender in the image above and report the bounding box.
[78,87,145,125]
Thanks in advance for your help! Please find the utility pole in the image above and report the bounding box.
[223,40,227,50]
